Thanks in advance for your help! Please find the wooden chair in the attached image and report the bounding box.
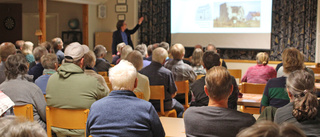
[134,92,144,99]
[228,69,242,85]
[196,75,205,80]
[175,80,190,109]
[150,86,177,117]
[240,82,266,114]
[110,64,115,67]
[102,76,113,91]
[46,106,89,137]
[13,104,34,121]
[98,71,108,77]
[309,67,320,82]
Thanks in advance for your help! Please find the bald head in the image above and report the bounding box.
[0,42,16,61]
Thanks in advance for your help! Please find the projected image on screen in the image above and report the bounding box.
[213,1,261,28]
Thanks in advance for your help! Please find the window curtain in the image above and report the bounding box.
[138,0,171,45]
[270,0,317,61]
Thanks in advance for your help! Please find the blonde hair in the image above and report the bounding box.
[282,48,304,74]
[109,60,137,90]
[191,48,203,66]
[170,43,185,59]
[21,41,34,55]
[120,46,133,60]
[256,52,269,65]
[152,47,168,64]
[83,51,96,68]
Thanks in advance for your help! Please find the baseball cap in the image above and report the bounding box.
[64,42,89,62]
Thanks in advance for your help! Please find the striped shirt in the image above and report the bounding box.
[261,77,290,108]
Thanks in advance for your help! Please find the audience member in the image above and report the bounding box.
[237,121,306,137]
[0,116,47,137]
[93,45,111,72]
[86,60,165,137]
[14,40,24,53]
[40,41,54,53]
[190,51,238,109]
[261,48,305,112]
[140,47,184,117]
[241,52,276,84]
[126,51,151,101]
[206,44,227,68]
[52,37,64,64]
[0,54,46,128]
[35,53,58,95]
[0,42,16,84]
[21,41,35,63]
[0,91,14,117]
[274,70,320,136]
[165,43,196,83]
[111,42,126,64]
[46,42,107,136]
[145,43,159,61]
[184,66,255,137]
[159,41,170,52]
[116,45,132,64]
[83,50,110,96]
[190,48,206,75]
[28,46,48,81]
[147,44,153,58]
[135,43,151,68]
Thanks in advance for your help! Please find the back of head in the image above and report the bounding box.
[109,60,137,90]
[147,44,153,56]
[126,51,143,71]
[159,42,170,51]
[286,70,318,121]
[64,42,89,64]
[41,53,58,69]
[135,44,147,57]
[0,116,46,137]
[170,43,185,60]
[206,44,217,52]
[279,122,306,137]
[93,45,107,58]
[15,40,24,49]
[33,46,48,62]
[0,42,16,62]
[191,48,203,66]
[52,37,63,50]
[120,46,133,59]
[205,66,232,101]
[83,51,96,68]
[152,43,159,50]
[40,41,54,53]
[256,52,269,65]
[282,48,304,74]
[5,54,28,80]
[21,41,34,55]
[202,51,220,70]
[117,42,126,52]
[152,47,168,64]
[237,121,279,137]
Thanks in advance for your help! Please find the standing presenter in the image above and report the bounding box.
[112,17,144,56]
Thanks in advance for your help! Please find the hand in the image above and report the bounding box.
[138,17,144,25]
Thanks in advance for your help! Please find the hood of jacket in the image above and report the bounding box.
[57,63,83,78]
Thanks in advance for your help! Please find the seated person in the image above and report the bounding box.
[93,45,111,72]
[0,42,16,84]
[0,54,46,128]
[52,37,64,64]
[126,51,151,101]
[135,44,151,68]
[35,53,58,95]
[86,60,165,137]
[241,52,276,84]
[274,70,320,136]
[140,47,184,117]
[21,41,35,63]
[0,91,14,117]
[261,48,305,112]
[205,44,227,68]
[184,66,255,137]
[116,45,132,64]
[190,51,238,109]
[28,46,48,81]
[111,42,126,64]
[190,48,206,75]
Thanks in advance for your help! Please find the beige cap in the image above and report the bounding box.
[64,42,89,62]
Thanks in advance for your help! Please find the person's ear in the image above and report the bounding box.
[54,63,58,70]
[80,58,84,68]
[133,78,138,89]
[204,85,209,96]
[287,88,293,99]
[229,85,234,96]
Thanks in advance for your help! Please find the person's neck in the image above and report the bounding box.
[207,99,228,108]
[121,28,125,32]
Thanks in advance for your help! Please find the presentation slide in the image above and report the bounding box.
[171,0,272,49]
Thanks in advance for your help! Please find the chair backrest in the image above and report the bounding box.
[175,80,189,107]
[196,75,205,80]
[228,69,242,84]
[46,106,89,137]
[309,67,320,74]
[98,71,108,77]
[13,104,33,121]
[134,92,144,99]
[149,86,165,115]
[241,82,266,94]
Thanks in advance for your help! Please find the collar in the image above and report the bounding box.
[150,61,163,67]
[109,90,137,97]
[43,69,56,75]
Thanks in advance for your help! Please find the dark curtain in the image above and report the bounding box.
[139,0,171,45]
[270,0,317,61]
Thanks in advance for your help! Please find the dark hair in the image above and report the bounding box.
[5,54,28,80]
[40,41,54,53]
[286,70,318,121]
[202,51,220,70]
[116,20,125,30]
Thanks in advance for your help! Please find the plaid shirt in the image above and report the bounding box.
[165,59,197,83]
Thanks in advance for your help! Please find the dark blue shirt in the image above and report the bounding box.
[120,31,128,45]
[28,63,44,82]
[86,90,165,137]
[139,61,177,111]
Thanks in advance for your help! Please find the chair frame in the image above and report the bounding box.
[240,82,266,114]
[175,80,190,108]
[13,104,34,121]
[150,85,177,117]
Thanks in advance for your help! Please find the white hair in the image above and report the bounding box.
[117,42,126,52]
[21,41,34,55]
[109,60,137,90]
[120,46,133,59]
[152,47,168,64]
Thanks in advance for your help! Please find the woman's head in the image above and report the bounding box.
[5,54,28,80]
[286,70,318,121]
[191,48,204,66]
[256,52,269,65]
[21,41,34,55]
[282,48,304,74]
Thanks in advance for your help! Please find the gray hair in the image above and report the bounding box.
[117,42,126,52]
[33,46,48,61]
[52,37,63,50]
[41,53,58,69]
[152,47,168,64]
[159,42,170,51]
[120,46,133,60]
[109,60,137,90]
[94,45,107,58]
[135,44,147,57]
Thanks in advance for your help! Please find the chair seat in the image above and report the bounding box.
[157,109,177,117]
